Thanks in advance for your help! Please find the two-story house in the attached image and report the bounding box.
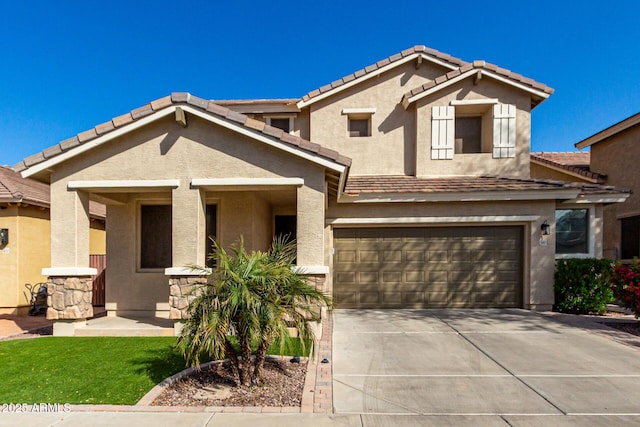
[14,46,628,335]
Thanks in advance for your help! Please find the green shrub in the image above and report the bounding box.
[554,258,615,315]
[610,259,640,318]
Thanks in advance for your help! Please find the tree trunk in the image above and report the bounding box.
[239,336,253,387]
[224,337,241,387]
[252,337,271,386]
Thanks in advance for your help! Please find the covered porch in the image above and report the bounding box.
[44,176,328,336]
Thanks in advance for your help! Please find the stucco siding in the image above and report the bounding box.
[415,78,531,178]
[308,61,451,176]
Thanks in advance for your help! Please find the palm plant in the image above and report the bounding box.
[176,236,331,387]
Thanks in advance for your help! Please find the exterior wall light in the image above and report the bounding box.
[540,221,551,236]
[0,228,7,245]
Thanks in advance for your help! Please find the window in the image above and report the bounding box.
[556,209,589,254]
[205,204,217,268]
[431,102,515,160]
[266,116,294,134]
[621,215,640,259]
[140,205,172,269]
[275,215,296,243]
[455,116,482,153]
[342,108,375,138]
[348,117,370,137]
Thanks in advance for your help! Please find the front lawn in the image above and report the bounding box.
[0,336,309,405]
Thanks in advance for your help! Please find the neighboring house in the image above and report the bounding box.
[13,46,628,334]
[574,113,640,260]
[0,166,106,315]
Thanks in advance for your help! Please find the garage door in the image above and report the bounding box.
[333,226,523,309]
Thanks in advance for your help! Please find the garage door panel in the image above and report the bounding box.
[427,251,448,262]
[333,226,523,309]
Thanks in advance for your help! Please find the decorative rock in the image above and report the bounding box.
[168,276,207,319]
[45,276,93,320]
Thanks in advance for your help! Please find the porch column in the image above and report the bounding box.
[296,182,326,269]
[166,185,208,322]
[44,183,95,334]
[171,185,206,268]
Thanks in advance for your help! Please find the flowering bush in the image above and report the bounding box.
[554,258,615,315]
[611,260,640,318]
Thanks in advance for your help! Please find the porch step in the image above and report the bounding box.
[74,327,175,337]
[72,316,177,337]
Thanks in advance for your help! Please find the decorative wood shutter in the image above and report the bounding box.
[493,104,516,158]
[431,106,454,159]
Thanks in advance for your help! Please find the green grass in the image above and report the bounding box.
[0,336,310,405]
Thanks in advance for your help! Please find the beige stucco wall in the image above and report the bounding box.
[48,115,326,315]
[308,61,452,176]
[415,78,531,178]
[590,124,640,259]
[326,199,557,309]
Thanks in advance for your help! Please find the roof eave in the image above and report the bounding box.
[339,189,580,203]
[20,103,349,178]
[560,193,630,204]
[403,69,552,109]
[575,112,640,149]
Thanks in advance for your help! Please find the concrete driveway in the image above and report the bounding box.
[332,309,640,425]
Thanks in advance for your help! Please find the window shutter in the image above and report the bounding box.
[493,104,516,158]
[431,106,454,160]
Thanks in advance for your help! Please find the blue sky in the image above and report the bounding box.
[1,0,638,167]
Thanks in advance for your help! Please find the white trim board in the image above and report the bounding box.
[191,178,304,188]
[43,267,97,276]
[68,179,180,191]
[327,215,540,226]
[165,267,211,276]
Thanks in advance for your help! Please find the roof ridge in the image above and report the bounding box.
[299,45,468,104]
[15,93,352,173]
[402,60,553,107]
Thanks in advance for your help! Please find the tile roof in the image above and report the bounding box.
[14,93,352,173]
[344,175,627,197]
[0,166,105,218]
[298,45,553,107]
[401,60,553,107]
[299,45,467,104]
[530,152,605,183]
[0,166,50,205]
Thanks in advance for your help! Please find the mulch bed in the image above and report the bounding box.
[151,358,307,407]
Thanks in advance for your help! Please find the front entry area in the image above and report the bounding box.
[333,226,523,309]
